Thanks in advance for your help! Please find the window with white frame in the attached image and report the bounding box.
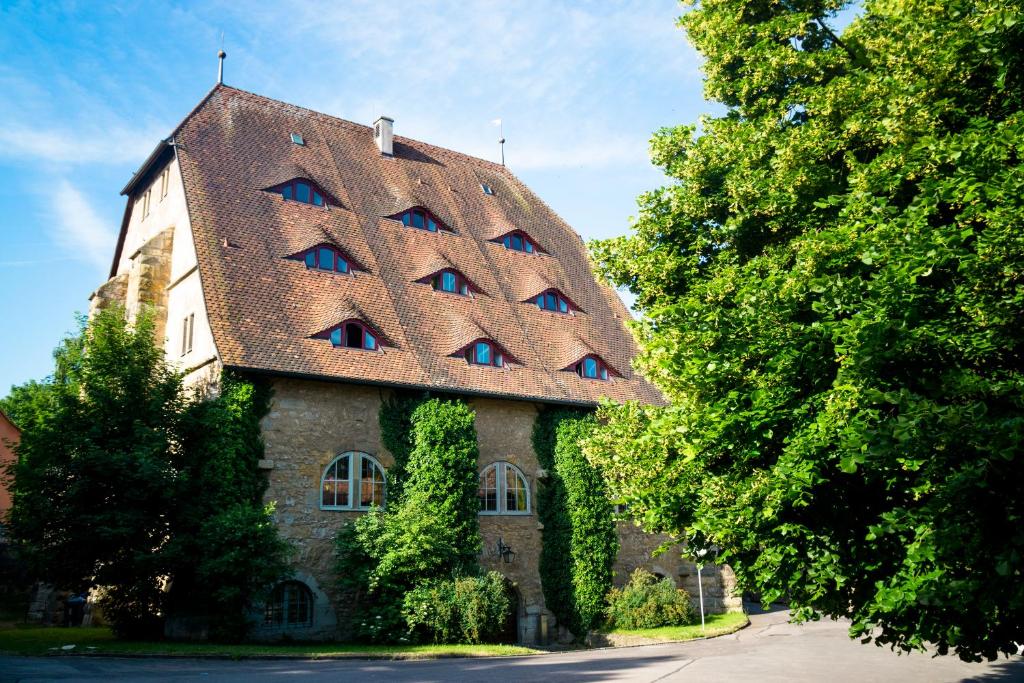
[159,166,170,200]
[478,462,530,514]
[321,451,385,510]
[180,313,194,356]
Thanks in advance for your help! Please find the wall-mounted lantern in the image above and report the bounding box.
[497,537,516,564]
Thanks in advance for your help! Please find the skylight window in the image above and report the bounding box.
[418,268,474,296]
[272,178,330,207]
[391,207,451,233]
[467,340,503,367]
[496,230,541,254]
[289,244,352,274]
[481,183,494,196]
[570,355,611,381]
[313,320,379,351]
[535,289,572,314]
[291,133,305,145]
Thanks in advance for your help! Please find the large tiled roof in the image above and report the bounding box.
[170,85,662,406]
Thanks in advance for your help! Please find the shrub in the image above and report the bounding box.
[403,572,512,644]
[606,568,695,630]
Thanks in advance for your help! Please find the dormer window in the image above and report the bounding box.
[271,178,330,207]
[459,339,505,367]
[571,355,611,381]
[391,207,451,233]
[496,230,541,254]
[289,244,353,274]
[313,320,379,351]
[417,269,475,296]
[535,289,573,314]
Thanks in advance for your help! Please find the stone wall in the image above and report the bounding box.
[124,227,175,343]
[257,378,740,643]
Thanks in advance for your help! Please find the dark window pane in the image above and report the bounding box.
[584,358,598,378]
[345,323,363,348]
[318,247,334,271]
[503,236,510,248]
[313,192,323,206]
[459,282,468,295]
[525,240,534,253]
[495,353,503,367]
[511,235,523,251]
[330,328,342,346]
[304,251,316,268]
[411,211,425,229]
[537,295,544,308]
[296,182,311,203]
[337,257,348,273]
[364,330,376,350]
[428,218,437,232]
[600,367,608,380]
[402,212,411,226]
[559,297,568,313]
[546,293,556,310]
[282,185,293,200]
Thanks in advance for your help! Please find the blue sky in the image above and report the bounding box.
[0,0,712,395]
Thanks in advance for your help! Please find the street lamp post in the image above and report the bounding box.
[695,548,707,635]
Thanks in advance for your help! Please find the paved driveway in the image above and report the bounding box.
[2,609,1022,682]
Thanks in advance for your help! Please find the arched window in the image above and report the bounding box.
[463,339,504,367]
[321,451,386,510]
[390,207,451,232]
[271,178,330,207]
[496,230,542,254]
[418,269,472,296]
[535,289,573,314]
[313,319,379,351]
[571,355,611,381]
[478,462,530,515]
[289,244,352,274]
[264,581,313,627]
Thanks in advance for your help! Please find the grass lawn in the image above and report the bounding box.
[0,625,540,659]
[604,611,750,642]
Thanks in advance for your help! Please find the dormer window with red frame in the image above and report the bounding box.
[535,289,574,314]
[313,320,380,351]
[270,179,331,207]
[496,230,542,254]
[460,339,505,367]
[571,355,611,381]
[288,244,356,274]
[391,207,451,233]
[417,269,475,296]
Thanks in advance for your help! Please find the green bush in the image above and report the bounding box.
[403,572,513,644]
[606,569,695,630]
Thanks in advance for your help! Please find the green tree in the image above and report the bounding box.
[587,0,1024,661]
[5,310,290,639]
[6,308,182,636]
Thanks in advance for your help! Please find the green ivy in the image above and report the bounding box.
[337,399,484,642]
[378,391,428,500]
[532,408,617,637]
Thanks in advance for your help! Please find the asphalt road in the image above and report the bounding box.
[2,609,1023,682]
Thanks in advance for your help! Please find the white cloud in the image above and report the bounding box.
[0,126,162,166]
[50,181,116,270]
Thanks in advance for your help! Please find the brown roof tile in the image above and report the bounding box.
[168,85,663,406]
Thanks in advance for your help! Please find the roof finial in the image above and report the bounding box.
[217,32,227,85]
[492,118,505,166]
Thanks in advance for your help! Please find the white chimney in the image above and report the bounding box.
[374,116,394,156]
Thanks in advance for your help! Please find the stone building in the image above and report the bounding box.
[92,84,739,643]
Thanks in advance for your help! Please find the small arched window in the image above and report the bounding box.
[464,339,504,367]
[313,320,379,351]
[535,289,573,314]
[390,207,451,232]
[419,269,472,296]
[264,581,313,627]
[572,355,611,381]
[272,179,330,207]
[478,462,530,515]
[496,230,541,254]
[290,244,351,274]
[321,451,386,510]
